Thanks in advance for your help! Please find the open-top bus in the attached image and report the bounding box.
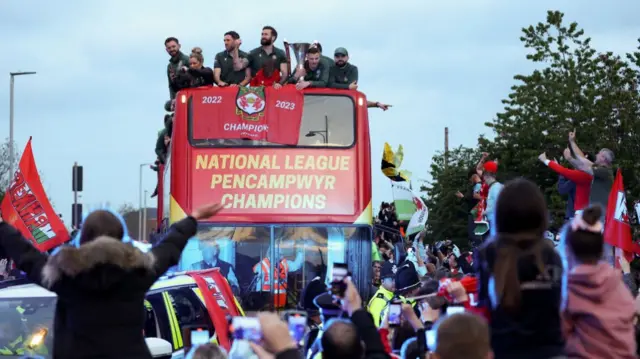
[159,85,373,311]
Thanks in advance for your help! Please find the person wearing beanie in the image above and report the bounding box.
[561,206,636,359]
[482,160,503,222]
[306,292,346,359]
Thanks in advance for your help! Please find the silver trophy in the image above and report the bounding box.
[288,42,311,70]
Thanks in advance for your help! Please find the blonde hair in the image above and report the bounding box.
[190,47,204,65]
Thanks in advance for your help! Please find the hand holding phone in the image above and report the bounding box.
[388,302,402,327]
[283,310,307,344]
[231,317,262,343]
[330,263,350,297]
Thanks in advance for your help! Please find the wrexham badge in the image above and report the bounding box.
[236,87,266,121]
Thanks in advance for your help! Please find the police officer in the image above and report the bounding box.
[367,261,397,327]
[394,260,422,317]
[307,292,345,359]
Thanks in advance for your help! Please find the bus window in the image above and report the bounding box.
[274,226,372,306]
[189,94,355,148]
[178,226,271,311]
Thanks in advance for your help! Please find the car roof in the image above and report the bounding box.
[149,272,196,291]
[0,283,55,298]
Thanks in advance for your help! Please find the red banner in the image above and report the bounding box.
[1,138,69,251]
[191,85,303,145]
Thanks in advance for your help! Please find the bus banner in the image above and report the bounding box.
[191,86,303,145]
[193,149,357,216]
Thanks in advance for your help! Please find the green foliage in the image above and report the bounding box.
[426,11,640,239]
[424,146,482,249]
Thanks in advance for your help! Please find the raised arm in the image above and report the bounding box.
[146,203,223,283]
[475,152,489,175]
[568,129,594,174]
[0,217,49,287]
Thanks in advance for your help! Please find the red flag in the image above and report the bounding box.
[1,138,69,251]
[190,85,303,145]
[603,169,639,264]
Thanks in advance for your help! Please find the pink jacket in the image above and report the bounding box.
[563,262,636,358]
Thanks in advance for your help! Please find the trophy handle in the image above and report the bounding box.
[283,39,292,77]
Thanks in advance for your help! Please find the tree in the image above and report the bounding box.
[117,203,138,217]
[0,139,20,204]
[478,10,640,227]
[424,146,482,249]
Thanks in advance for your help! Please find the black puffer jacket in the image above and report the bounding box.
[0,216,198,359]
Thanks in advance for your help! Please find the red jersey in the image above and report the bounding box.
[548,161,592,211]
[250,69,281,87]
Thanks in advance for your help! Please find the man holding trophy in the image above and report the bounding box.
[287,44,330,90]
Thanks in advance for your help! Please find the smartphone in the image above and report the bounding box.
[425,329,436,351]
[190,328,210,346]
[283,310,308,344]
[446,306,465,315]
[330,263,349,296]
[231,316,262,343]
[388,302,402,327]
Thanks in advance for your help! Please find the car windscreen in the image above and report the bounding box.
[0,296,55,358]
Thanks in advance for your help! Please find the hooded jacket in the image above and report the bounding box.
[0,215,198,359]
[563,262,637,359]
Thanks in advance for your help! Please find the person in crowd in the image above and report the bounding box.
[568,129,615,264]
[249,56,281,87]
[368,261,397,327]
[322,277,390,359]
[456,169,484,247]
[174,47,214,90]
[165,37,190,99]
[246,312,303,359]
[372,260,382,289]
[430,312,493,359]
[185,343,227,359]
[481,160,503,223]
[560,205,636,359]
[248,26,288,88]
[288,47,330,90]
[473,178,566,359]
[539,148,592,217]
[189,239,239,291]
[298,277,328,353]
[558,174,577,220]
[0,202,222,359]
[306,291,348,359]
[328,47,359,90]
[214,31,251,87]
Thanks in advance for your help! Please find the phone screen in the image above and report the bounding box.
[425,330,436,351]
[191,329,210,346]
[388,303,402,326]
[331,263,349,296]
[287,313,307,343]
[446,306,465,316]
[232,317,262,342]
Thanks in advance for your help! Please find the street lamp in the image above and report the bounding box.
[305,115,329,144]
[9,71,36,176]
[139,163,153,240]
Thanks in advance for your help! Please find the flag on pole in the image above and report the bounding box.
[603,169,640,265]
[0,138,69,251]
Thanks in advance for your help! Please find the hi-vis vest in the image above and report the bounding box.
[254,257,289,308]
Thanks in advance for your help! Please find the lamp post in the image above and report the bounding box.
[139,163,153,240]
[305,115,330,144]
[9,71,36,176]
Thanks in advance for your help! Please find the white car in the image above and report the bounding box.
[0,269,241,359]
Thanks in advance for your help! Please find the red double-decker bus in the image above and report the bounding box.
[159,85,373,311]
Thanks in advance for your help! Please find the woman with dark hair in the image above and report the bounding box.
[473,178,566,359]
[0,202,222,359]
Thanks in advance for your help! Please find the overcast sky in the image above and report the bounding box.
[1,0,638,225]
